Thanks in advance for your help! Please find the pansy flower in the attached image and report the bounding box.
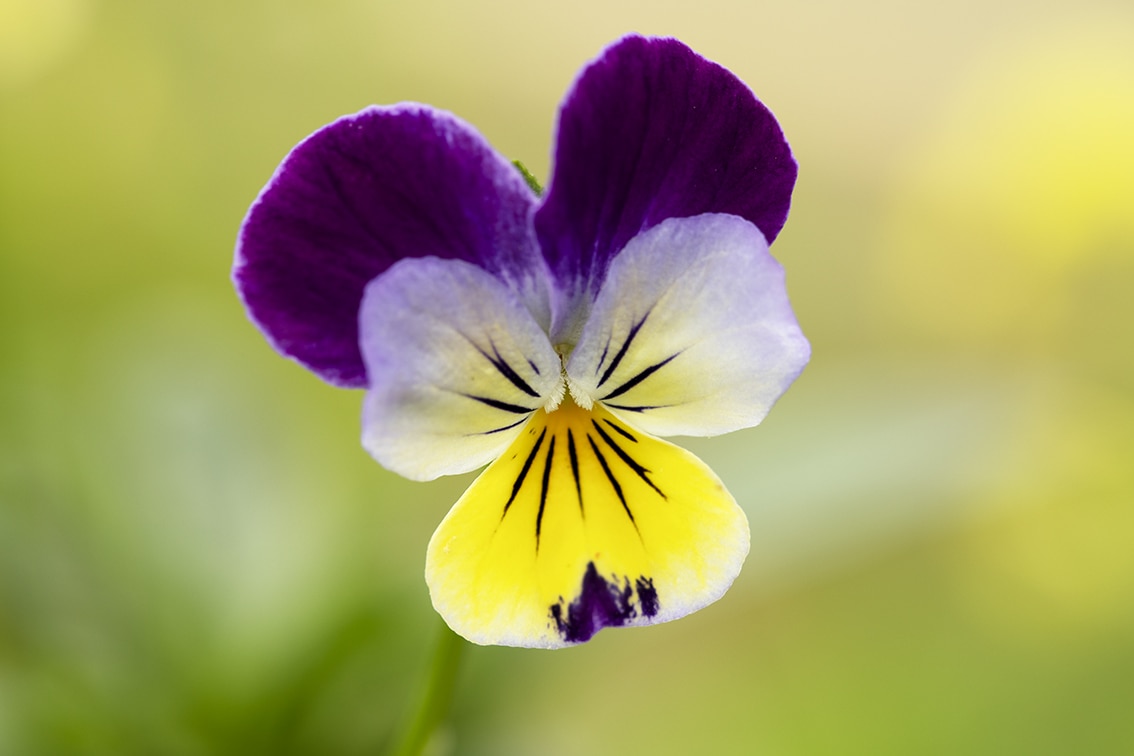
[234,35,809,648]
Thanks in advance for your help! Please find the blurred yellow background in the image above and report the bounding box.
[2,0,1132,753]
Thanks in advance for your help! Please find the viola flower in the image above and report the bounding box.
[234,35,809,648]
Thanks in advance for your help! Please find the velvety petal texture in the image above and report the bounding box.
[426,400,749,648]
[535,35,797,342]
[566,214,810,437]
[359,258,562,481]
[234,105,544,388]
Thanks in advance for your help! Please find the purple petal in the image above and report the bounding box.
[234,105,542,388]
[535,35,797,299]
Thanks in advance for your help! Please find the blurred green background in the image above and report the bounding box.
[3,0,1133,753]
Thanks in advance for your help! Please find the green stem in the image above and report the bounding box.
[387,621,466,756]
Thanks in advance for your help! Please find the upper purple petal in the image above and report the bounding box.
[534,35,797,294]
[234,105,541,388]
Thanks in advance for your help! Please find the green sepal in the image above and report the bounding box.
[512,160,543,196]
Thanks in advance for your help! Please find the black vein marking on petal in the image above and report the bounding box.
[592,420,666,499]
[597,311,650,388]
[535,436,556,551]
[601,353,679,401]
[477,342,540,398]
[474,416,528,435]
[567,429,583,515]
[587,435,638,532]
[602,403,669,413]
[463,394,533,414]
[502,428,546,519]
[603,419,638,443]
[595,335,612,377]
[598,401,666,414]
[528,358,541,375]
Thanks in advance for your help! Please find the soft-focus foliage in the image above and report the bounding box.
[2,1,1132,754]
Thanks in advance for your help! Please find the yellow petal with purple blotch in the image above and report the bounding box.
[425,398,749,648]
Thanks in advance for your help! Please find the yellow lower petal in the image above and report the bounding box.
[425,398,749,648]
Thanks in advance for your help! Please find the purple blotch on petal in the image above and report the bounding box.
[535,35,797,295]
[635,576,659,618]
[550,561,656,643]
[234,105,540,388]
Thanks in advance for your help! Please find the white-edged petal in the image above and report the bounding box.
[359,257,561,481]
[566,213,810,437]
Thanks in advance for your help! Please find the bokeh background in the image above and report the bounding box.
[3,0,1133,753]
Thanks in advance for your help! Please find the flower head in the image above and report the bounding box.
[234,35,809,648]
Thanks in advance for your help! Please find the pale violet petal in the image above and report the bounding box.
[359,257,562,481]
[565,214,810,437]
